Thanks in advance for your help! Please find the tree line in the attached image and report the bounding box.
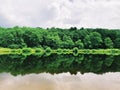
[0,26,120,49]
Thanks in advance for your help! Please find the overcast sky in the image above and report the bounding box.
[0,0,120,28]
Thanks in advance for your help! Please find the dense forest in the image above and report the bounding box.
[0,26,120,49]
[0,27,120,75]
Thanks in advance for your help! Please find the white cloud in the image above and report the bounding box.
[0,0,120,28]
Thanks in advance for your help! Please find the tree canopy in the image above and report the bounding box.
[0,26,119,49]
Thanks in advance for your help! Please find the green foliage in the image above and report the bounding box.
[22,48,32,56]
[56,48,63,54]
[23,30,39,47]
[43,32,61,49]
[115,38,120,48]
[0,54,119,75]
[34,48,44,56]
[104,37,113,48]
[0,27,120,49]
[104,56,114,67]
[84,35,92,48]
[75,39,84,49]
[89,32,103,48]
[73,47,79,56]
[61,35,74,49]
[45,47,52,56]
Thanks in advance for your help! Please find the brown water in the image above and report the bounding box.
[0,72,120,90]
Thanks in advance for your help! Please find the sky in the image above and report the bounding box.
[0,72,120,90]
[0,0,120,28]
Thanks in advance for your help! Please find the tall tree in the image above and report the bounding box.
[104,37,113,48]
[61,35,74,49]
[89,32,103,48]
[83,35,92,48]
[75,39,84,49]
[22,30,39,47]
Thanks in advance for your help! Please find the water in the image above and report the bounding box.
[0,54,120,90]
[0,72,120,90]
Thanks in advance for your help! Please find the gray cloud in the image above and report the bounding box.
[63,18,81,25]
[0,12,14,27]
[0,0,120,28]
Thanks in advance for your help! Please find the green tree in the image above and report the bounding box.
[22,30,39,47]
[75,39,84,49]
[83,35,92,48]
[10,30,27,48]
[61,35,74,49]
[90,32,103,48]
[43,32,61,49]
[0,32,14,47]
[114,32,120,48]
[115,38,120,48]
[104,37,113,48]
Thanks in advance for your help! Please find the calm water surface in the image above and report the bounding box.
[0,72,120,90]
[0,54,120,90]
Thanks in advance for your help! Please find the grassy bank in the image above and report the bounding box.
[0,48,120,56]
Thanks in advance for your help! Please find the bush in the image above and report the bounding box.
[73,47,79,56]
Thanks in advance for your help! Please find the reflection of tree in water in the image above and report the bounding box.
[0,54,119,76]
[81,55,104,73]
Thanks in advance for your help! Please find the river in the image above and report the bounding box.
[0,54,120,90]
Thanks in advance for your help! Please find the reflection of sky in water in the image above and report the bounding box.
[0,72,120,90]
